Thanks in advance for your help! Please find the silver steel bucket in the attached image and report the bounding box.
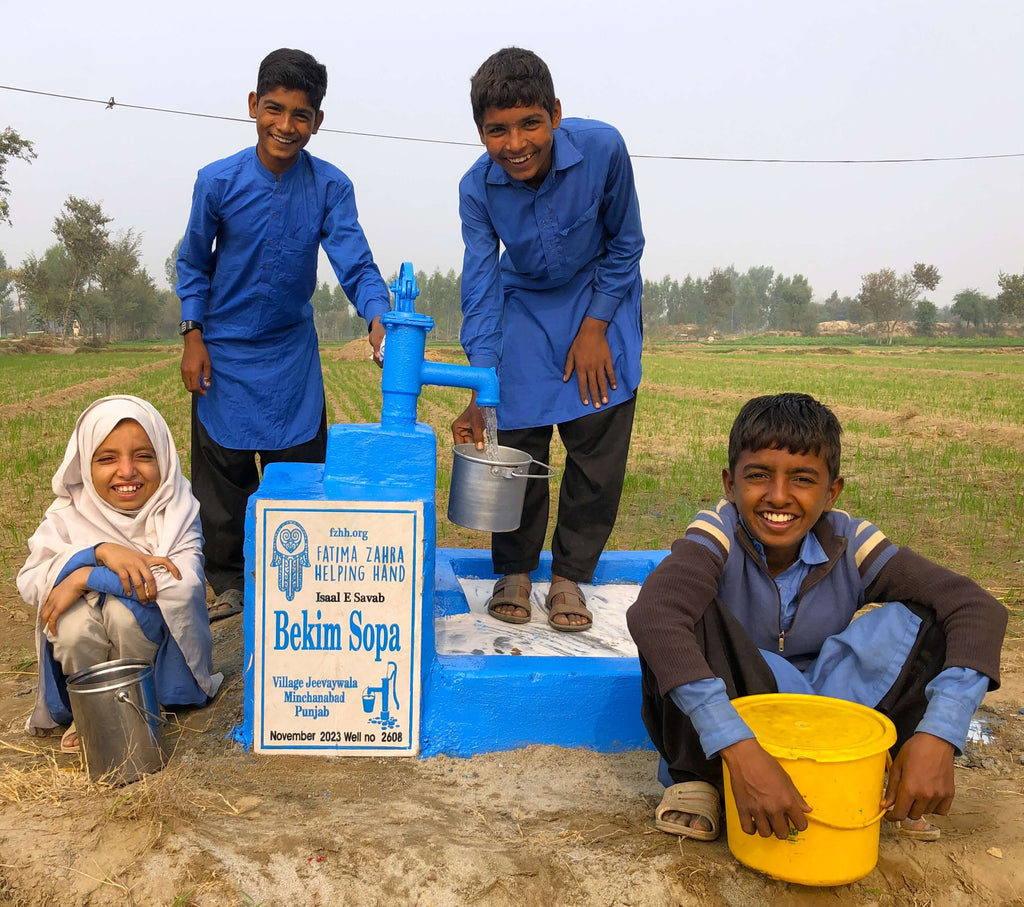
[448,443,556,532]
[66,658,169,783]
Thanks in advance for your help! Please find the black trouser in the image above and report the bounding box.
[190,398,328,595]
[493,394,636,583]
[639,599,947,789]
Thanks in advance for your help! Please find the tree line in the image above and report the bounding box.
[5,237,1023,346]
[643,261,1023,342]
[0,197,174,341]
[3,125,1023,344]
[1,131,174,341]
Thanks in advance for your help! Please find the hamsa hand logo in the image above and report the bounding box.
[271,520,309,601]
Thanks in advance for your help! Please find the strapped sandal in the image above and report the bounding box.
[895,818,941,842]
[209,588,243,623]
[545,580,593,632]
[654,781,721,841]
[60,722,80,754]
[486,574,532,624]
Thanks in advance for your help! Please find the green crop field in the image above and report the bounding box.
[1,342,1021,629]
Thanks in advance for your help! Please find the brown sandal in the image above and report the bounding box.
[545,580,593,632]
[486,574,532,624]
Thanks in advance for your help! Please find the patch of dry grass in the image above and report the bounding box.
[0,743,252,828]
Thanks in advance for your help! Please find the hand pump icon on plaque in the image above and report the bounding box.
[363,661,400,730]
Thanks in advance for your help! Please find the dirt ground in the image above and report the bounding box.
[0,341,1021,904]
[0,598,1022,906]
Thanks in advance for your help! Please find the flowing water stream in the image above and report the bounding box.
[481,405,499,459]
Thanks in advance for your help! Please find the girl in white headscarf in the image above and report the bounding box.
[18,395,223,750]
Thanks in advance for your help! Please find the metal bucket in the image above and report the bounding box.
[448,443,556,532]
[66,658,169,783]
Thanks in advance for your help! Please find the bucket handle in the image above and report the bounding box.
[803,751,893,831]
[511,459,557,479]
[115,689,173,726]
[805,806,887,831]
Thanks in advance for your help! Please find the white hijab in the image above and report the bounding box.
[18,395,222,733]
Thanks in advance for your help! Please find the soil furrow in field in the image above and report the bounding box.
[0,358,178,422]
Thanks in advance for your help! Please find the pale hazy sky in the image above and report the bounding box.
[3,0,1022,308]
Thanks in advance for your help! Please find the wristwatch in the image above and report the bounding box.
[179,320,203,336]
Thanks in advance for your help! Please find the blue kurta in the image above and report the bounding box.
[459,118,645,430]
[176,148,390,449]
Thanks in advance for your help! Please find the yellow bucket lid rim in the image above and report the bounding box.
[732,693,897,763]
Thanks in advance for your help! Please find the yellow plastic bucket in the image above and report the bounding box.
[723,694,897,887]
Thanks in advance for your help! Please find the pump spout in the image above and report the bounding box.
[420,361,499,408]
[379,263,500,427]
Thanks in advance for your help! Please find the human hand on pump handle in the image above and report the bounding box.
[369,316,385,369]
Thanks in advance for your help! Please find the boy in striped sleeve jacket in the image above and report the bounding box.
[626,392,1006,844]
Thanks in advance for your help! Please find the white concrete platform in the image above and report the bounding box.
[421,549,665,757]
[437,579,641,658]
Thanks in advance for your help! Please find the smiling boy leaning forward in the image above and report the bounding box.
[177,48,390,621]
[452,47,644,632]
[627,393,1006,843]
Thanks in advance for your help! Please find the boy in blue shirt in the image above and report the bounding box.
[452,47,644,632]
[627,393,1006,843]
[177,48,390,620]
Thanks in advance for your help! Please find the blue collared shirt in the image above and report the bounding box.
[751,524,829,632]
[459,118,644,430]
[177,148,390,449]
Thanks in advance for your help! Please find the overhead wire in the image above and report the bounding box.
[0,85,482,147]
[3,83,1023,164]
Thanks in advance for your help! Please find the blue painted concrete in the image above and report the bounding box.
[422,548,661,758]
[238,264,487,750]
[235,263,661,757]
[239,421,439,749]
[240,484,664,757]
